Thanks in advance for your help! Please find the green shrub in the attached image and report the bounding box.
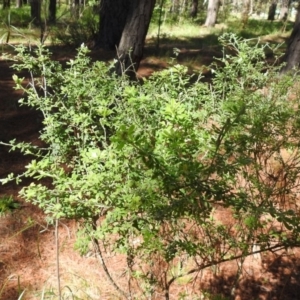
[4,34,300,298]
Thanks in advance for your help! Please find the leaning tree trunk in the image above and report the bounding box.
[268,0,277,21]
[281,6,300,73]
[279,0,291,21]
[204,0,220,27]
[96,0,130,50]
[190,0,198,18]
[30,0,41,26]
[114,0,156,77]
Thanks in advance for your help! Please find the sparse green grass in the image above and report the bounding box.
[146,15,292,73]
[0,6,32,28]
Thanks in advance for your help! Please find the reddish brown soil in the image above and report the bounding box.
[1,47,300,300]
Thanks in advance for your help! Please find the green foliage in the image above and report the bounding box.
[0,195,20,216]
[227,18,294,38]
[0,7,31,28]
[53,6,99,46]
[5,33,300,297]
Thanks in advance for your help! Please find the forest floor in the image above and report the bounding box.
[1,39,300,300]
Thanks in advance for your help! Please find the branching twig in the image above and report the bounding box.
[164,243,288,298]
[90,220,130,299]
[55,218,61,300]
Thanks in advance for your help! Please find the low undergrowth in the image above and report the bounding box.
[2,33,300,299]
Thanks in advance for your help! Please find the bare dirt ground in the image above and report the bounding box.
[1,47,300,300]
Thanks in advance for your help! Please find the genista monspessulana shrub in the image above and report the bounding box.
[4,34,300,298]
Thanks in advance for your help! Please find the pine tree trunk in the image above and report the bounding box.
[241,0,251,27]
[232,0,240,13]
[96,0,130,50]
[268,1,277,21]
[72,0,80,18]
[48,0,56,23]
[204,0,220,27]
[190,0,198,18]
[16,0,22,8]
[281,6,300,73]
[279,0,291,21]
[114,0,155,77]
[30,0,41,26]
[171,0,180,14]
[3,0,10,9]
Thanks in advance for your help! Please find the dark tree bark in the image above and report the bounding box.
[3,0,10,9]
[281,6,300,74]
[114,0,156,77]
[190,0,198,18]
[48,0,56,23]
[30,0,41,26]
[279,0,291,21]
[268,0,277,21]
[96,0,130,50]
[204,0,220,27]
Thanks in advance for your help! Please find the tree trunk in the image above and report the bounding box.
[232,0,240,13]
[171,0,180,14]
[114,0,156,77]
[48,0,56,23]
[190,0,198,18]
[96,0,130,50]
[241,0,251,27]
[204,0,220,27]
[30,0,41,26]
[279,0,291,21]
[254,0,263,16]
[16,0,22,8]
[3,0,10,9]
[268,0,277,21]
[72,0,80,18]
[281,6,300,73]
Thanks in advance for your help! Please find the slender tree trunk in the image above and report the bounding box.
[71,0,80,18]
[48,0,56,23]
[279,0,291,21]
[171,0,180,14]
[268,0,277,21]
[281,6,300,73]
[30,0,41,26]
[232,0,240,13]
[190,0,198,18]
[115,0,156,77]
[16,0,22,8]
[204,0,220,27]
[241,0,251,27]
[254,0,263,16]
[96,0,130,50]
